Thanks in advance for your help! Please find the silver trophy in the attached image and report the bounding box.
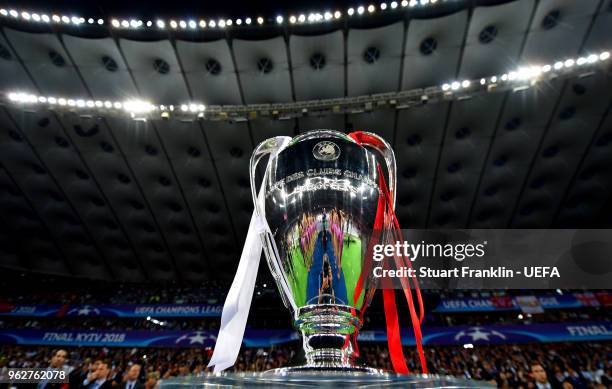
[249,130,396,373]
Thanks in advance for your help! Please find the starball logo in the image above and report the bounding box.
[312,141,340,161]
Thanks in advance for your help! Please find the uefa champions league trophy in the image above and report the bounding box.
[249,130,396,373]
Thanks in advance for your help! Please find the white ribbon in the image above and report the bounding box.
[207,211,266,372]
[207,138,289,372]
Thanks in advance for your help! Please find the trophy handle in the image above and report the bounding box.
[249,136,297,314]
[348,131,397,207]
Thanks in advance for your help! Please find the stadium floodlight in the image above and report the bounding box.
[124,100,154,113]
[586,54,598,63]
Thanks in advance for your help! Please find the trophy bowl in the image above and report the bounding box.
[250,130,396,374]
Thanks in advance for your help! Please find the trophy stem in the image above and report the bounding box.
[275,304,376,373]
[298,304,359,369]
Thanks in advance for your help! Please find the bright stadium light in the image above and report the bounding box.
[587,54,598,63]
[124,100,154,113]
[276,15,283,24]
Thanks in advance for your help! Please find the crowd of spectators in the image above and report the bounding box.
[0,275,230,305]
[1,342,610,388]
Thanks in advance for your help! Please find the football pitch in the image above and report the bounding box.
[288,233,365,308]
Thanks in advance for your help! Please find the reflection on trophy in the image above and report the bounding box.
[250,130,397,372]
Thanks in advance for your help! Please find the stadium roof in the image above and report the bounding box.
[0,0,611,281]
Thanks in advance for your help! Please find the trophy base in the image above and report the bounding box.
[158,372,493,388]
[262,364,383,375]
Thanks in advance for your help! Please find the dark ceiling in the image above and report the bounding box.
[0,0,611,282]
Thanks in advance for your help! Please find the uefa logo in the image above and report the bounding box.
[312,141,340,161]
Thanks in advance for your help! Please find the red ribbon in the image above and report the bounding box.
[348,131,427,375]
